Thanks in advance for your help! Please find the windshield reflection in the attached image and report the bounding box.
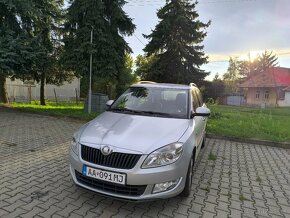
[110,87,188,118]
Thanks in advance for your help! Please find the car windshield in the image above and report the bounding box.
[109,86,189,118]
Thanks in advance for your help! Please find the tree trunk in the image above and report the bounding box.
[40,72,46,106]
[0,74,8,103]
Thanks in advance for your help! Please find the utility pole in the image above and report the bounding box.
[88,28,93,113]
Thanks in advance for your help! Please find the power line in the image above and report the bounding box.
[133,33,146,46]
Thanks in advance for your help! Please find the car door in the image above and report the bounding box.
[196,89,207,135]
[191,88,204,153]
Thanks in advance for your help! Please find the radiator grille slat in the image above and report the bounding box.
[81,145,141,169]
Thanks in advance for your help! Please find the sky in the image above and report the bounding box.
[123,0,290,80]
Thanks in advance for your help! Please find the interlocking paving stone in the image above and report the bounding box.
[20,207,45,218]
[1,108,290,218]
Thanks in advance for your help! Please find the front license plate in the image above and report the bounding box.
[83,165,126,185]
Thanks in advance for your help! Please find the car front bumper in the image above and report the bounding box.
[69,148,188,201]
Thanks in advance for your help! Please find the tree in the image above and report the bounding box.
[0,0,65,105]
[239,51,279,77]
[62,0,135,98]
[257,50,278,72]
[223,57,240,93]
[202,73,225,102]
[0,34,18,103]
[29,0,64,105]
[142,0,210,84]
[0,0,36,103]
[135,54,158,80]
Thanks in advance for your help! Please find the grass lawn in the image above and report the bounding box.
[1,101,99,121]
[207,105,290,143]
[2,101,290,143]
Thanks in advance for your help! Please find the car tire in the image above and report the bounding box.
[180,155,194,197]
[201,136,206,149]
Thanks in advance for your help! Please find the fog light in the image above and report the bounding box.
[152,178,180,194]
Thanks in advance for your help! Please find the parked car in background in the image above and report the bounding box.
[69,82,210,201]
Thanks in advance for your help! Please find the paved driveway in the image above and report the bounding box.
[0,108,290,218]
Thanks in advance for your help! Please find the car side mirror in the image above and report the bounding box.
[106,100,114,107]
[191,107,211,118]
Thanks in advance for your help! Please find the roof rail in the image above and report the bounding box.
[189,83,197,87]
[137,81,156,84]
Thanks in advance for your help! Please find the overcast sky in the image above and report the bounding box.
[123,0,290,80]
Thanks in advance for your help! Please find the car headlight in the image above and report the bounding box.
[142,143,183,168]
[71,132,80,155]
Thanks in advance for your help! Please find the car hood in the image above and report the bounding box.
[79,111,190,154]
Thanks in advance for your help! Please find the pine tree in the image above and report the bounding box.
[239,51,279,77]
[0,0,64,104]
[29,0,64,105]
[62,0,135,97]
[143,0,210,84]
[257,51,278,72]
[0,0,36,103]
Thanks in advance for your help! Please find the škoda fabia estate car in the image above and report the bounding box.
[70,82,210,201]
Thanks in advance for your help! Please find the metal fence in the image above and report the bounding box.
[6,78,80,103]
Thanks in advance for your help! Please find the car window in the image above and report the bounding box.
[194,89,203,106]
[110,87,189,118]
[197,91,203,106]
[191,89,199,111]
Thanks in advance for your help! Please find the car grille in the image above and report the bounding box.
[81,145,141,169]
[75,171,146,196]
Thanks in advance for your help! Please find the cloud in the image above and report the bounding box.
[207,48,290,62]
[197,0,290,54]
[124,0,290,80]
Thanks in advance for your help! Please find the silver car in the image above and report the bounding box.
[69,82,210,201]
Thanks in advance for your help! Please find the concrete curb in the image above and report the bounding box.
[207,133,290,149]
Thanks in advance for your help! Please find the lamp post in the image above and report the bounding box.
[88,28,93,113]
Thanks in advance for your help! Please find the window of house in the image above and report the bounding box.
[264,90,270,99]
[256,90,260,99]
[278,88,285,100]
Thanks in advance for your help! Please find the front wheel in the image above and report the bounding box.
[180,156,194,197]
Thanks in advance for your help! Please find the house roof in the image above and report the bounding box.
[239,67,290,88]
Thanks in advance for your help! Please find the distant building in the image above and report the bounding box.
[239,67,290,107]
[6,78,80,102]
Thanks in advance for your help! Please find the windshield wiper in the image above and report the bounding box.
[109,108,139,113]
[109,108,177,118]
[134,110,175,117]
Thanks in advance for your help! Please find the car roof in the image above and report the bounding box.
[131,83,193,90]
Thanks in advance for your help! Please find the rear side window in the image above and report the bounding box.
[191,89,199,111]
[191,88,203,110]
[196,89,203,106]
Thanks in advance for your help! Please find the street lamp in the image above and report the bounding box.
[88,27,93,113]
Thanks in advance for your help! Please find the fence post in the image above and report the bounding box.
[5,83,10,104]
[13,86,15,102]
[75,88,78,105]
[54,88,58,104]
[28,86,32,104]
